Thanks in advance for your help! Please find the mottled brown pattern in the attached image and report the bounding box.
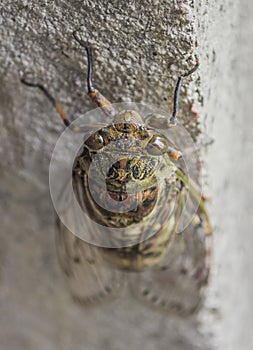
[70,110,212,279]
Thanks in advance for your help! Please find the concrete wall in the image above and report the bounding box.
[0,1,252,349]
[199,1,253,349]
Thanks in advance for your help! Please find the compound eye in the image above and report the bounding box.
[146,134,169,156]
[85,132,104,150]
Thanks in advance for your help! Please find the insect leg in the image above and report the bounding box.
[168,61,199,128]
[167,147,182,161]
[73,31,115,117]
[175,167,212,235]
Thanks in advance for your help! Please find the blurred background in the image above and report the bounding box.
[0,1,252,349]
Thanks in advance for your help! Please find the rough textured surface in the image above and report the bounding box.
[1,0,252,349]
[0,1,209,350]
[0,0,200,184]
[195,1,253,349]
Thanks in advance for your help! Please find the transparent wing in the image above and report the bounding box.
[56,220,124,305]
[52,155,125,305]
[130,188,212,315]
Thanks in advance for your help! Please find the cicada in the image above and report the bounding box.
[22,32,212,315]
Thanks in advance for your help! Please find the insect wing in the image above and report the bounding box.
[130,188,212,315]
[55,175,124,305]
[56,220,124,304]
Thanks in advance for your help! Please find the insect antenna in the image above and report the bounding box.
[20,77,70,127]
[73,31,95,93]
[169,61,199,127]
[72,31,115,117]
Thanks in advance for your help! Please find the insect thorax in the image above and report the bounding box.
[72,114,181,255]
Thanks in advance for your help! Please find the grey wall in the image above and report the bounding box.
[200,0,253,349]
[0,1,252,349]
